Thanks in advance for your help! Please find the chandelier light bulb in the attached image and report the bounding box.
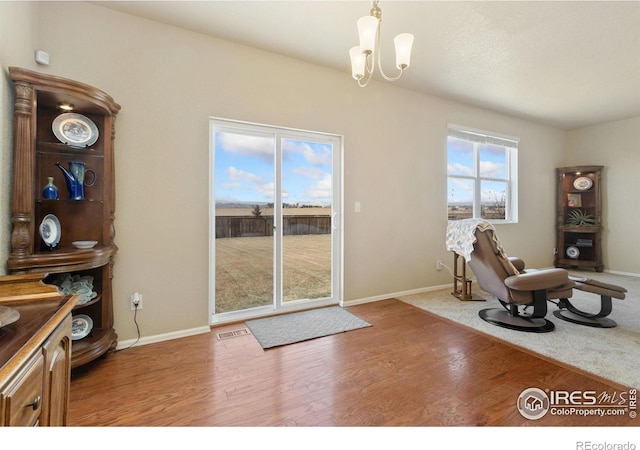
[394,33,414,70]
[357,15,378,54]
[349,46,366,80]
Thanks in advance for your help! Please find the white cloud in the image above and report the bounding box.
[226,166,263,184]
[293,167,327,180]
[257,182,275,199]
[479,161,505,179]
[306,173,332,199]
[219,133,273,163]
[225,167,275,200]
[283,140,331,167]
[447,162,474,177]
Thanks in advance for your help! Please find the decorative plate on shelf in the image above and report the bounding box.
[71,314,93,341]
[0,305,20,329]
[573,176,593,191]
[566,246,580,259]
[39,214,61,248]
[72,240,98,249]
[52,112,99,147]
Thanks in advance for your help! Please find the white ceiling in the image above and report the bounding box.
[94,1,640,129]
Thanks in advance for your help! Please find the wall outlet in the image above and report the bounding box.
[130,292,143,311]
[436,260,444,271]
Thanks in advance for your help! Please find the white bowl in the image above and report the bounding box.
[72,240,98,249]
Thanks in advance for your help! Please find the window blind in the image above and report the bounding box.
[448,127,519,149]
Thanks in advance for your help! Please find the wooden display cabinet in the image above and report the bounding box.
[7,67,121,368]
[554,165,603,272]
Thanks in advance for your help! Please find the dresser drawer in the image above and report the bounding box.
[3,353,44,426]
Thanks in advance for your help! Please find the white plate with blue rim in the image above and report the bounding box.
[52,113,99,147]
[566,246,580,259]
[39,214,61,248]
[71,314,93,340]
[573,177,593,191]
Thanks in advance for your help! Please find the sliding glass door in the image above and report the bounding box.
[209,119,342,324]
[281,137,334,303]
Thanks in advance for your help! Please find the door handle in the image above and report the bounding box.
[26,395,41,411]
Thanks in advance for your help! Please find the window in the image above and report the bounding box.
[447,125,518,223]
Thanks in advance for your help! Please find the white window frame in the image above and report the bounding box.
[447,124,519,224]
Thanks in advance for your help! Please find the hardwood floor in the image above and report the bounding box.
[68,299,636,427]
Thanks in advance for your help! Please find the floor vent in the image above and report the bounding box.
[216,328,251,340]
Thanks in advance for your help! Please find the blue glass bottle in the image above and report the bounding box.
[42,176,59,199]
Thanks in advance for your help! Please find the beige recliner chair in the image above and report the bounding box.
[447,219,574,332]
[447,219,627,331]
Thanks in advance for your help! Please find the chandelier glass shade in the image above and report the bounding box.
[349,1,414,87]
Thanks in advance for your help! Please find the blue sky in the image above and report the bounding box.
[214,131,332,206]
[447,137,507,204]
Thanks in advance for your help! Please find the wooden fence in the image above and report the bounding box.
[215,215,331,238]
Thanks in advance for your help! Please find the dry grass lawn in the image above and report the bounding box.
[214,234,331,313]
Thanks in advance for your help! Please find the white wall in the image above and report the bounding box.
[567,117,640,275]
[1,2,568,341]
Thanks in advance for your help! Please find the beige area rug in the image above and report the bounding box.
[245,306,371,349]
[400,271,640,389]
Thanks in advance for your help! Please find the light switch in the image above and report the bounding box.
[354,201,361,213]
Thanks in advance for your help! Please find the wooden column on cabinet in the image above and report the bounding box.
[10,80,35,258]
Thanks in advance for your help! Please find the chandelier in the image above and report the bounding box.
[349,0,414,87]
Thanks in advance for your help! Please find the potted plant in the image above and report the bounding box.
[567,209,597,226]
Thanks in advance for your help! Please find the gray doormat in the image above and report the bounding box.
[245,306,371,349]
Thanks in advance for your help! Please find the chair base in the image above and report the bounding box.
[553,297,617,328]
[479,308,555,333]
[552,310,616,328]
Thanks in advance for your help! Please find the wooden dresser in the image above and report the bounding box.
[0,274,78,426]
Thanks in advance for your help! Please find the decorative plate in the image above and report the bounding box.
[71,314,93,340]
[573,176,593,191]
[0,305,20,329]
[72,240,98,249]
[52,113,99,147]
[566,246,580,259]
[39,214,61,248]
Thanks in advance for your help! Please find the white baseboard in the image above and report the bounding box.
[343,283,451,307]
[116,325,211,350]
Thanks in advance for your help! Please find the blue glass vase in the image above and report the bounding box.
[42,176,59,199]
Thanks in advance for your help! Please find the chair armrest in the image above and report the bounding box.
[505,268,573,291]
[508,257,526,272]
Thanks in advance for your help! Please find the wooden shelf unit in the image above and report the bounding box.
[7,67,121,368]
[554,165,604,272]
